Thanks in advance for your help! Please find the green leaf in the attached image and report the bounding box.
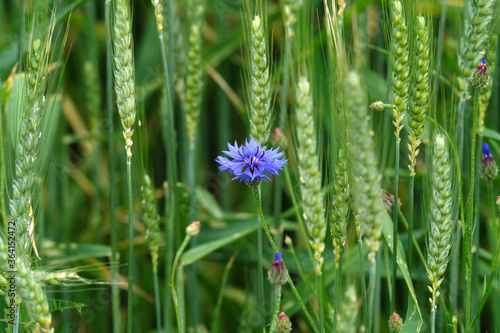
[196,187,223,219]
[382,210,423,332]
[181,220,257,265]
[483,127,500,142]
[43,241,111,266]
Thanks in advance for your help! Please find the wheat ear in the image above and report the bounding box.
[185,2,204,149]
[346,72,383,258]
[248,14,272,144]
[427,135,454,333]
[295,76,326,275]
[113,0,136,158]
[331,148,349,269]
[408,14,430,175]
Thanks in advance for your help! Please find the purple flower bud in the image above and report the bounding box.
[276,312,292,333]
[470,60,489,89]
[268,252,288,286]
[388,312,403,332]
[481,143,498,181]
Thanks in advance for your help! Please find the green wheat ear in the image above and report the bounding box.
[345,71,383,260]
[390,0,410,139]
[427,135,454,323]
[295,76,326,275]
[408,14,430,175]
[140,174,161,272]
[113,0,137,159]
[331,148,349,269]
[248,13,272,144]
[185,2,205,150]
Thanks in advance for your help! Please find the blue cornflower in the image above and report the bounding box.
[216,137,288,186]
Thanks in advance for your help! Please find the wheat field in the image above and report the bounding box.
[1,0,500,332]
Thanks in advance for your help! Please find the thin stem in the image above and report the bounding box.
[466,87,480,329]
[257,184,265,331]
[153,270,162,333]
[105,1,120,331]
[356,227,368,330]
[333,266,341,333]
[211,253,237,333]
[469,205,500,330]
[171,235,191,332]
[398,210,427,271]
[252,185,319,333]
[488,181,497,233]
[283,167,314,261]
[407,173,415,275]
[431,299,436,333]
[286,240,316,295]
[0,77,6,223]
[318,274,325,333]
[269,285,282,333]
[127,158,134,333]
[273,19,291,260]
[368,257,377,333]
[391,139,400,314]
[158,26,178,333]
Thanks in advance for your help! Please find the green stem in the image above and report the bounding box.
[368,256,377,333]
[257,184,265,332]
[469,202,500,330]
[318,274,325,333]
[273,19,291,262]
[211,254,237,333]
[269,285,282,333]
[252,185,319,333]
[333,267,340,333]
[391,138,400,314]
[431,302,436,333]
[171,235,191,332]
[105,1,120,331]
[153,270,162,333]
[356,230,368,330]
[398,210,427,271]
[407,174,414,276]
[488,181,497,227]
[158,22,178,333]
[286,240,316,295]
[0,77,6,223]
[283,167,314,261]
[466,87,480,329]
[127,158,134,333]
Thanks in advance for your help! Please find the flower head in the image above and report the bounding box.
[388,312,403,333]
[276,312,292,333]
[186,221,200,237]
[268,252,288,286]
[216,137,288,186]
[470,59,489,89]
[481,143,498,181]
